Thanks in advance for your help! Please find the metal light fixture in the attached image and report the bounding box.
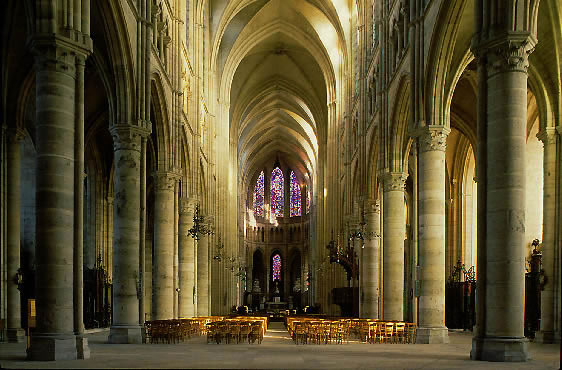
[326,230,358,282]
[14,268,24,291]
[349,208,381,248]
[188,203,214,240]
[213,235,224,262]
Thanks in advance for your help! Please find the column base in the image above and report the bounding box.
[76,336,90,359]
[108,325,143,344]
[416,327,449,344]
[6,328,26,343]
[534,330,560,344]
[28,334,77,361]
[470,336,529,362]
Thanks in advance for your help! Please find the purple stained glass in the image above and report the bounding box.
[272,254,281,281]
[306,190,310,214]
[290,171,301,217]
[253,171,264,217]
[271,167,284,217]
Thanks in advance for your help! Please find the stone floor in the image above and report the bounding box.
[0,323,560,369]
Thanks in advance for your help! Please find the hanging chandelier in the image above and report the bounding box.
[188,203,214,240]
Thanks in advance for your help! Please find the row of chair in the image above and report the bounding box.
[145,319,200,344]
[145,316,268,344]
[286,317,417,345]
[206,320,265,344]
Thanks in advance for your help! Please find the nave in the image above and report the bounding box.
[1,0,561,366]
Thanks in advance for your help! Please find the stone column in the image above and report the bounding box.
[108,125,148,344]
[73,55,89,358]
[362,199,381,319]
[152,172,176,320]
[535,128,558,343]
[6,129,25,343]
[144,234,153,321]
[139,137,147,325]
[470,38,534,362]
[178,198,195,318]
[416,126,450,344]
[197,232,210,316]
[173,183,179,318]
[382,172,407,321]
[28,40,81,360]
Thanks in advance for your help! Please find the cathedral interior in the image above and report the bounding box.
[0,0,561,367]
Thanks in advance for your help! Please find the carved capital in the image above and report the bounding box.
[382,172,407,192]
[418,126,450,153]
[364,199,380,215]
[537,128,557,146]
[152,171,177,192]
[487,39,534,74]
[7,128,26,144]
[30,35,92,76]
[110,125,150,152]
[180,197,197,215]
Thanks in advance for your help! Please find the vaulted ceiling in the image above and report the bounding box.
[209,0,353,193]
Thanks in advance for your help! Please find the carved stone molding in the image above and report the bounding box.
[537,128,557,146]
[418,126,450,153]
[152,171,177,192]
[381,172,408,192]
[110,125,150,152]
[487,39,535,75]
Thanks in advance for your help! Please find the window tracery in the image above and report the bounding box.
[253,171,264,217]
[271,167,284,217]
[290,171,301,217]
[272,254,281,281]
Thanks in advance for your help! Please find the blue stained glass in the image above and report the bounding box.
[271,167,284,217]
[272,254,281,281]
[290,171,301,217]
[306,190,310,214]
[253,171,264,217]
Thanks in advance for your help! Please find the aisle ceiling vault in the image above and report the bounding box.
[209,0,351,189]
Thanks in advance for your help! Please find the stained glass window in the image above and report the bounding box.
[290,171,301,217]
[306,190,310,214]
[253,171,264,217]
[270,167,284,217]
[272,254,281,281]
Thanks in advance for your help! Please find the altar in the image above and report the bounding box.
[265,301,287,311]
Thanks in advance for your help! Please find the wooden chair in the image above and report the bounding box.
[249,322,262,344]
[228,321,241,344]
[335,322,347,344]
[381,322,394,343]
[308,321,321,344]
[240,322,251,344]
[371,322,384,344]
[295,322,307,345]
[394,322,406,344]
[321,321,331,344]
[405,322,417,344]
[359,321,370,343]
[206,322,216,344]
[218,321,230,344]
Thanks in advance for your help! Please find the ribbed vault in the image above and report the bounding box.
[209,0,349,203]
